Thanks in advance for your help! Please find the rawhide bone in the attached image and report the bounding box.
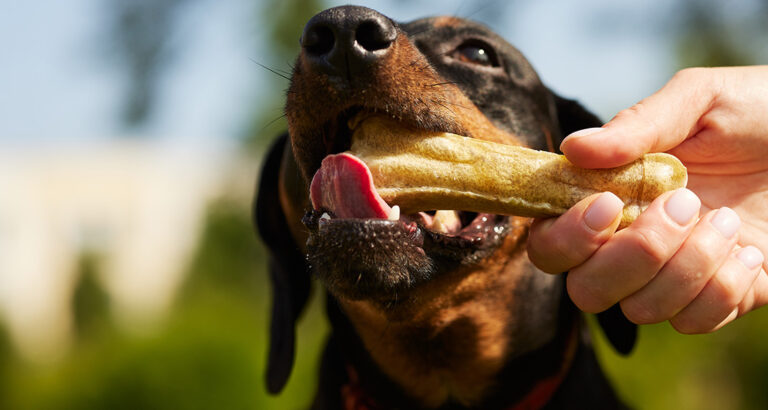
[349,116,688,228]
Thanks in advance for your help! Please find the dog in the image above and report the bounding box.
[256,6,637,409]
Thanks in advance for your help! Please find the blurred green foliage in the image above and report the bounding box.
[673,0,768,68]
[0,325,11,410]
[2,1,768,409]
[3,196,767,409]
[72,253,111,339]
[0,198,328,410]
[0,0,336,408]
[105,0,198,127]
[590,308,768,410]
[243,0,325,152]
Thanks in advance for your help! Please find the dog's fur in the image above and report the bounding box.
[257,6,636,409]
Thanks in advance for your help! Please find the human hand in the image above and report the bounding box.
[527,66,768,333]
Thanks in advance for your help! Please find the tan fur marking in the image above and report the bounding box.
[284,22,562,408]
[433,16,464,28]
[278,144,310,253]
[339,219,535,407]
[287,33,523,182]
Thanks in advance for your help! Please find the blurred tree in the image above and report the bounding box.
[102,0,326,141]
[102,0,517,145]
[1,195,325,409]
[179,198,265,299]
[0,324,11,410]
[105,0,197,128]
[63,2,766,408]
[673,0,768,68]
[243,0,325,151]
[72,252,111,339]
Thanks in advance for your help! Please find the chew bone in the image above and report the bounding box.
[349,116,688,227]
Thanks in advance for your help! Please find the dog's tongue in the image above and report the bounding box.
[310,153,392,219]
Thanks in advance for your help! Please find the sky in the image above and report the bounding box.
[0,0,684,145]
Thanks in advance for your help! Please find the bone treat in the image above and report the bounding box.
[349,116,688,227]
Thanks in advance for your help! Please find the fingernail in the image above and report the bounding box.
[710,207,740,239]
[564,127,604,141]
[664,188,700,225]
[736,246,764,270]
[584,192,624,231]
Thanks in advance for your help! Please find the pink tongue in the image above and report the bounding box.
[310,153,392,219]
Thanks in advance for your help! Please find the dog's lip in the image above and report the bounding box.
[303,208,508,255]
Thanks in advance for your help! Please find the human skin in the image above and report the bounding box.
[527,66,768,334]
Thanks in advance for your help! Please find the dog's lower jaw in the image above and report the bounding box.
[336,237,564,408]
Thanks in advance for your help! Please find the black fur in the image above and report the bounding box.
[255,133,311,394]
[256,6,636,408]
[402,17,559,151]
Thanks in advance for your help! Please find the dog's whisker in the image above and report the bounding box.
[383,291,398,311]
[419,62,434,72]
[460,0,506,21]
[434,101,457,116]
[251,59,292,81]
[403,26,435,37]
[453,0,468,19]
[277,65,293,77]
[259,113,288,133]
[433,98,471,111]
[426,81,459,88]
[379,316,393,339]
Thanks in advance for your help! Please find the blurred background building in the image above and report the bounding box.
[0,140,231,361]
[0,0,767,409]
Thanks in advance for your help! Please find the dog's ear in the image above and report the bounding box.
[551,93,638,355]
[255,133,312,393]
[596,304,637,355]
[549,93,603,154]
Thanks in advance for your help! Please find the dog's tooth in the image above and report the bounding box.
[432,210,461,234]
[320,212,331,220]
[388,205,400,221]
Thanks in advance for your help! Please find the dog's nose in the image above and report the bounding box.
[300,6,397,79]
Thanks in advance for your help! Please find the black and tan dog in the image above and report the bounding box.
[257,6,636,409]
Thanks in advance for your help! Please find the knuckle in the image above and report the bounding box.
[672,67,708,83]
[620,298,661,325]
[631,227,670,267]
[672,67,721,107]
[529,223,588,274]
[670,315,708,335]
[710,272,743,309]
[527,225,561,273]
[566,272,609,313]
[614,100,657,129]
[612,100,662,149]
[613,103,647,123]
[689,233,722,268]
[527,251,559,274]
[550,233,584,267]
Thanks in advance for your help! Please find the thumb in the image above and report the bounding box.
[560,68,720,168]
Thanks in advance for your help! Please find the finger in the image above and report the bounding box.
[528,192,624,273]
[670,246,765,334]
[619,207,740,324]
[560,68,720,168]
[739,265,768,313]
[567,188,701,313]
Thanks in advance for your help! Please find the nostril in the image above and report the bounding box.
[355,20,396,52]
[302,24,335,56]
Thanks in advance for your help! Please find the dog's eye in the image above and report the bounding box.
[453,41,499,67]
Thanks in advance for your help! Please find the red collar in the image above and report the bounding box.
[341,324,579,410]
